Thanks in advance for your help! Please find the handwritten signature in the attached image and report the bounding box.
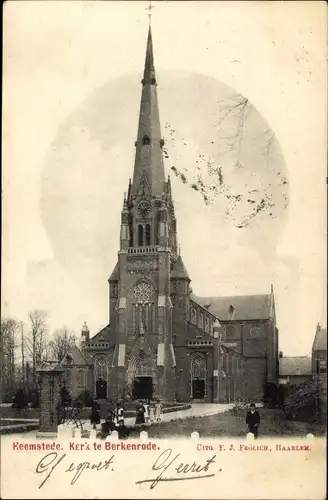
[35,452,115,489]
[136,448,218,489]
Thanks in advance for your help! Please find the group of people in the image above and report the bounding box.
[89,398,162,439]
[135,399,162,425]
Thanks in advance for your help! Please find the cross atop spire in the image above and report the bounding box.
[146,1,154,25]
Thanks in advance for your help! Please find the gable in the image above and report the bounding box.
[90,324,112,343]
[60,345,89,366]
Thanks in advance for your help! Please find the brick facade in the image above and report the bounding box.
[64,25,279,405]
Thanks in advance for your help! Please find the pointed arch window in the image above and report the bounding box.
[95,357,107,381]
[145,224,151,245]
[191,355,206,379]
[138,225,144,246]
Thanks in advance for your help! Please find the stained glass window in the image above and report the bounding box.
[133,281,153,304]
[191,355,206,379]
[95,357,107,380]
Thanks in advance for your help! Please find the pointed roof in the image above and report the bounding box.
[131,26,165,197]
[171,255,190,280]
[59,344,90,366]
[90,324,113,343]
[193,294,272,321]
[312,325,327,352]
[108,262,119,281]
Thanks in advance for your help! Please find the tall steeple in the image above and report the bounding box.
[131,25,166,197]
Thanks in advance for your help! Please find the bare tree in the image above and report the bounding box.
[0,318,19,400]
[25,310,49,384]
[48,327,77,362]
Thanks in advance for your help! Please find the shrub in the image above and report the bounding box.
[12,388,27,409]
[282,379,320,422]
[75,389,93,407]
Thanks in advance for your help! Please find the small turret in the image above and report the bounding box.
[81,322,90,344]
[120,193,130,250]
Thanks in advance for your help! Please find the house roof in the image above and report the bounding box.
[90,324,112,342]
[312,326,327,352]
[279,357,312,377]
[60,345,90,366]
[192,294,272,321]
[171,255,190,280]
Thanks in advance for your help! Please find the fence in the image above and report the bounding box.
[57,424,316,441]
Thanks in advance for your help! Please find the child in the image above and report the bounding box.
[144,400,150,424]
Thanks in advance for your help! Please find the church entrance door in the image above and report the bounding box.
[132,377,153,400]
[96,378,107,399]
[192,379,205,399]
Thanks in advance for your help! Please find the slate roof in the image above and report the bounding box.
[108,263,119,281]
[60,345,90,366]
[312,327,327,352]
[192,294,272,321]
[279,357,312,377]
[90,324,112,342]
[171,255,190,280]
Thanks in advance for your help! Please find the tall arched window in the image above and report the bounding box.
[138,225,144,246]
[95,357,107,381]
[191,354,206,399]
[191,355,206,379]
[128,214,133,246]
[145,224,151,245]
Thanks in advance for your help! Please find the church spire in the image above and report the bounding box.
[131,25,165,197]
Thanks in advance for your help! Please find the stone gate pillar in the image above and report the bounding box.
[36,365,64,438]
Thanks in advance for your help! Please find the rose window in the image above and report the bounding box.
[133,281,153,304]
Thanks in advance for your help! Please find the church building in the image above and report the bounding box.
[62,26,279,404]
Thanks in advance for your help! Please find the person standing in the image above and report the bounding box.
[246,403,260,438]
[135,401,145,425]
[90,399,101,430]
[149,401,155,423]
[144,400,150,424]
[155,399,162,422]
[116,401,125,425]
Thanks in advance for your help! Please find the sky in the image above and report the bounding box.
[2,1,327,356]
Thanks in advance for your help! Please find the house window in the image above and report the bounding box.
[191,308,196,324]
[204,317,209,333]
[319,360,326,374]
[132,304,136,331]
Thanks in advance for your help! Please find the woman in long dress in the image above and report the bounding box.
[149,401,155,423]
[155,399,162,421]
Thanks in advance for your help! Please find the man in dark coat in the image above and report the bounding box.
[90,399,101,429]
[246,403,260,438]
